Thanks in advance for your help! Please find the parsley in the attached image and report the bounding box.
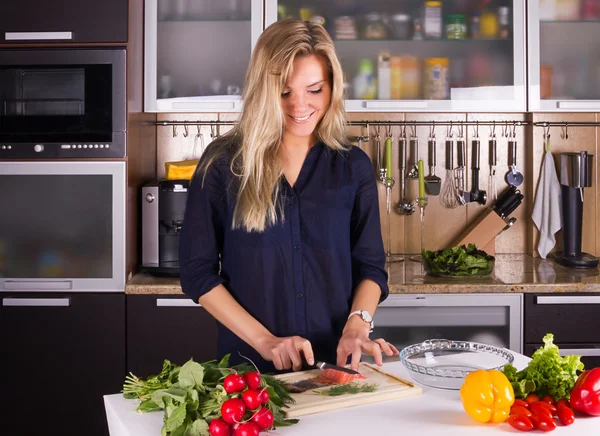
[314,383,378,396]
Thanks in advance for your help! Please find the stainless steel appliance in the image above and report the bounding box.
[0,48,126,159]
[142,180,189,275]
[0,161,126,292]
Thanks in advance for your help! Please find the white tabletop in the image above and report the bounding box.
[104,352,600,435]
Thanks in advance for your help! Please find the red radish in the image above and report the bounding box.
[242,389,262,410]
[233,422,260,436]
[209,418,231,436]
[223,374,247,394]
[258,389,269,405]
[252,407,274,430]
[221,398,246,424]
[243,372,261,390]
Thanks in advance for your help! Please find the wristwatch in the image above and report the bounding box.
[348,310,374,333]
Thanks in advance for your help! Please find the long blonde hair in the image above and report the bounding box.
[199,19,348,232]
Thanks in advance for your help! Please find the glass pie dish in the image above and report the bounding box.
[399,339,514,390]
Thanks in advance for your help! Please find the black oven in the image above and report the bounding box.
[0,48,126,159]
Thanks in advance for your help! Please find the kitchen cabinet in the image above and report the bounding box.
[365,293,523,365]
[524,293,600,368]
[0,0,127,44]
[144,0,263,112]
[126,295,218,378]
[528,0,600,111]
[265,0,527,112]
[0,293,125,436]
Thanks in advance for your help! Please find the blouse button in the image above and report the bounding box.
[294,244,300,250]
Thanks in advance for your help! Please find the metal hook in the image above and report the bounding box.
[512,122,517,138]
[490,121,496,138]
[376,124,381,140]
[196,124,202,137]
[210,124,217,139]
[183,124,189,138]
[446,121,453,138]
[172,124,178,137]
[502,121,509,138]
[474,121,479,138]
[561,123,569,140]
[386,123,392,138]
[543,123,551,141]
[365,122,370,142]
[429,121,436,138]
[401,123,407,138]
[458,121,464,138]
[411,121,417,137]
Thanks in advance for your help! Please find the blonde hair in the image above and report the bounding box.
[199,19,348,232]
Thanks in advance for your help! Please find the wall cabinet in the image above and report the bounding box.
[524,293,600,369]
[0,0,128,44]
[126,295,218,378]
[0,293,125,436]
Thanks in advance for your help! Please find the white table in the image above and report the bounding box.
[104,353,600,435]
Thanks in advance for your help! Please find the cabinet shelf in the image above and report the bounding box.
[334,38,513,43]
[158,19,251,23]
[540,19,600,23]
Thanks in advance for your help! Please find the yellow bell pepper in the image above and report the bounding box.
[460,369,515,423]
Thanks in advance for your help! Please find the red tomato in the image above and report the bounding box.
[513,399,530,409]
[508,414,534,431]
[530,413,557,432]
[221,398,246,424]
[530,403,554,419]
[223,374,247,394]
[532,401,557,415]
[232,422,260,436]
[541,395,555,405]
[209,418,231,436]
[243,372,261,390]
[258,388,270,405]
[252,407,274,430]
[511,405,532,417]
[555,398,570,410]
[525,393,540,405]
[557,406,575,426]
[242,389,262,410]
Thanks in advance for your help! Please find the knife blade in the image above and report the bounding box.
[314,361,361,375]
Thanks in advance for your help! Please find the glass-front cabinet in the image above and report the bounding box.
[144,0,263,112]
[265,0,526,112]
[528,0,600,111]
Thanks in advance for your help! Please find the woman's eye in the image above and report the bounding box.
[308,88,323,94]
[281,91,291,98]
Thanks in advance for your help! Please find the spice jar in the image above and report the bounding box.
[424,1,442,39]
[446,14,467,39]
[391,14,412,39]
[363,13,387,39]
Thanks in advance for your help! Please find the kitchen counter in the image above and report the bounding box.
[104,352,600,435]
[126,254,600,295]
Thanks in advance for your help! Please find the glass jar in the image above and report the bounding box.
[391,14,412,39]
[424,57,449,100]
[446,14,467,39]
[363,13,387,39]
[424,1,443,39]
[498,7,511,39]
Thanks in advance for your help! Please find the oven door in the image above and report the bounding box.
[0,48,126,159]
[0,161,125,292]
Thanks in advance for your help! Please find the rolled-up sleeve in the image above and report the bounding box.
[350,150,389,303]
[178,159,228,303]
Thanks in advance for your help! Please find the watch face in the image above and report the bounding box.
[361,311,373,323]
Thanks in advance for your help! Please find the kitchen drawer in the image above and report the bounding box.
[127,295,218,378]
[524,343,600,370]
[525,293,600,344]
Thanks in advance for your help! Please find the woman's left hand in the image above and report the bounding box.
[336,321,399,371]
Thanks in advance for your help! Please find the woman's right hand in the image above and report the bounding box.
[254,335,314,371]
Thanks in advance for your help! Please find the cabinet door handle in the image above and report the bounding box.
[364,101,428,110]
[156,298,202,308]
[536,296,600,305]
[379,296,428,307]
[559,348,600,357]
[5,31,73,41]
[2,298,71,307]
[3,280,72,290]
[557,101,600,110]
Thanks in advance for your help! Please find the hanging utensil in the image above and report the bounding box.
[488,127,498,201]
[463,136,487,205]
[440,132,459,208]
[407,123,419,179]
[506,132,524,187]
[424,123,441,196]
[375,125,386,182]
[396,128,415,215]
[454,134,467,205]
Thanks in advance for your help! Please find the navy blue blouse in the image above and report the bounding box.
[179,141,388,372]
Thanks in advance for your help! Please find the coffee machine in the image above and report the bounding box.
[141,180,189,275]
[555,152,599,269]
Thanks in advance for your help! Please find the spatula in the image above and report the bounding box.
[425,137,441,195]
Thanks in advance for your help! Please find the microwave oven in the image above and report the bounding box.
[0,48,126,159]
[0,161,126,292]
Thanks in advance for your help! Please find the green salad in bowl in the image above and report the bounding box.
[422,244,495,277]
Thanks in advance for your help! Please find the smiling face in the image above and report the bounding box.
[281,54,332,147]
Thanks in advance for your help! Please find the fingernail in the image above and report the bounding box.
[308,358,314,365]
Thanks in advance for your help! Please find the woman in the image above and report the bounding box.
[179,19,397,373]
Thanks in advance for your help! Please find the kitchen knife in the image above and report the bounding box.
[314,361,361,375]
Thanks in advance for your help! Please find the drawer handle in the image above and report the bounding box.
[364,101,428,110]
[379,296,428,307]
[559,348,600,357]
[4,280,72,290]
[156,298,202,308]
[5,31,73,41]
[557,101,600,110]
[2,298,71,307]
[536,296,600,305]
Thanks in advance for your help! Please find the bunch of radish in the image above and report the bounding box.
[507,394,575,432]
[209,371,275,436]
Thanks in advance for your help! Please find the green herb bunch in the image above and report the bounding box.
[122,355,298,435]
[422,244,494,277]
[501,333,584,400]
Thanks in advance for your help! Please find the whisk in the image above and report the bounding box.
[440,128,460,208]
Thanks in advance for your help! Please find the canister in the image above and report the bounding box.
[424,58,449,100]
[446,14,467,39]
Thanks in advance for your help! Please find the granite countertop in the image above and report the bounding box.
[126,254,600,295]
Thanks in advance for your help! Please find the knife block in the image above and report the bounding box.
[449,208,508,255]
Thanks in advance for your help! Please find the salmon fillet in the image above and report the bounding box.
[319,368,366,384]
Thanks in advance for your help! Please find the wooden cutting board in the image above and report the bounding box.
[275,362,423,418]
